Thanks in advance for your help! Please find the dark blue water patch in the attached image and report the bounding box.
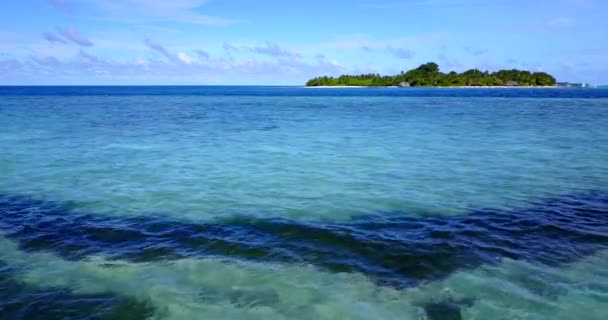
[0,265,153,320]
[1,86,608,99]
[423,302,463,320]
[1,192,607,288]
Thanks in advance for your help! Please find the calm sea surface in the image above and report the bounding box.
[1,86,607,319]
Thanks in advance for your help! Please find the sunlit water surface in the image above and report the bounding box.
[1,86,607,319]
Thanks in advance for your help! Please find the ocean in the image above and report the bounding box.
[1,86,607,319]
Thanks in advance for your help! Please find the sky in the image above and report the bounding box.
[0,0,606,85]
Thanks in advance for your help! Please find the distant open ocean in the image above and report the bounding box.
[1,86,607,320]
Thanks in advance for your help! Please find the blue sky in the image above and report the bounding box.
[0,0,606,85]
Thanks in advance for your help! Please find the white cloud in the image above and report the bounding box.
[464,46,487,56]
[221,42,302,59]
[144,38,180,63]
[3,48,347,84]
[58,27,94,46]
[177,52,197,64]
[74,0,237,26]
[0,59,22,72]
[144,39,200,65]
[42,28,93,47]
[356,0,505,10]
[135,57,149,69]
[548,17,573,27]
[77,49,104,64]
[319,32,447,51]
[31,55,62,67]
[49,0,72,11]
[43,32,67,44]
[386,46,413,59]
[195,50,210,59]
[251,42,302,59]
[568,0,595,9]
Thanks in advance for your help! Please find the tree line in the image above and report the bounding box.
[306,62,556,87]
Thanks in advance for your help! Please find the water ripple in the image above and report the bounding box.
[1,192,607,288]
[0,266,153,320]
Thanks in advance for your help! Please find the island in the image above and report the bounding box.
[305,62,556,87]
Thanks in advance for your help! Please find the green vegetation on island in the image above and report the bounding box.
[306,62,556,87]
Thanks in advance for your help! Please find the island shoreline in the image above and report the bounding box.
[303,85,561,89]
[305,62,557,88]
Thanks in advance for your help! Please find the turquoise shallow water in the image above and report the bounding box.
[1,86,608,319]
